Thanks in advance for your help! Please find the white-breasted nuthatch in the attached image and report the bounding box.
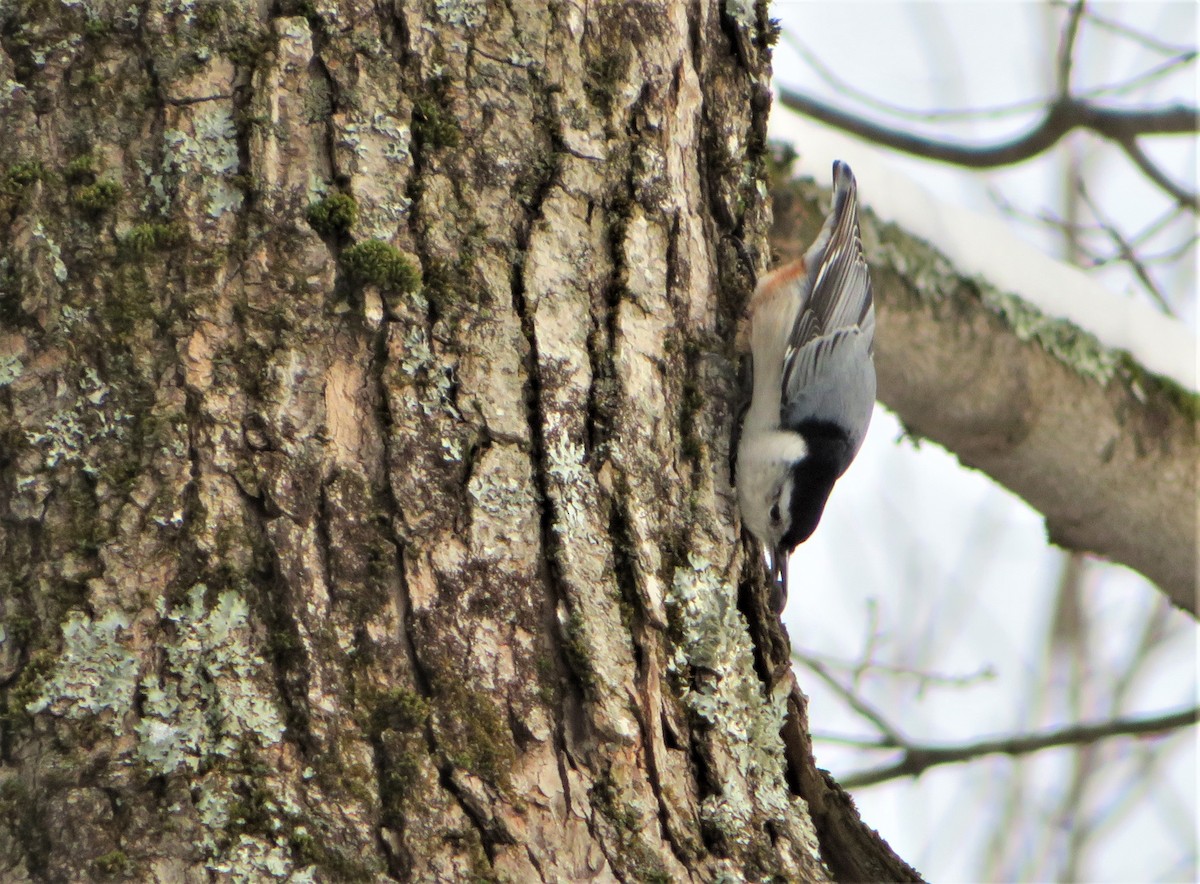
[735,160,875,610]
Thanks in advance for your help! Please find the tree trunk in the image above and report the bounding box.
[0,2,917,881]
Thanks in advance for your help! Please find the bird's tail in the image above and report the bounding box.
[804,161,859,276]
[831,159,857,221]
[802,161,873,335]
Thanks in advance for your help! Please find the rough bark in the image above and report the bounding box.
[771,174,1199,616]
[0,2,914,881]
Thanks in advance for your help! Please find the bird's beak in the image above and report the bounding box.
[767,545,789,613]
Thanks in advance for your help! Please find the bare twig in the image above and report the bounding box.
[782,35,1193,125]
[848,599,882,690]
[1083,4,1196,56]
[1051,553,1094,882]
[1084,51,1198,100]
[839,706,1199,789]
[990,185,1194,273]
[780,31,1048,122]
[1135,229,1200,264]
[1077,181,1175,314]
[1055,1,1086,97]
[793,652,906,746]
[809,730,892,749]
[1116,135,1200,211]
[1120,203,1190,251]
[800,648,995,692]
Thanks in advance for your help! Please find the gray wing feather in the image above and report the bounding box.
[780,329,876,462]
[785,162,874,360]
[779,162,876,463]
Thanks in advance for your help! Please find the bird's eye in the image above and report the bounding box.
[770,502,781,523]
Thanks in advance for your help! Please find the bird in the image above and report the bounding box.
[735,160,876,611]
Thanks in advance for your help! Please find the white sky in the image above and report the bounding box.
[768,3,1198,881]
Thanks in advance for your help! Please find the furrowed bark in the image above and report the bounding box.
[0,2,915,880]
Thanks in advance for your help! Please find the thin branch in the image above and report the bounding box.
[990,185,1194,267]
[782,32,1193,125]
[1083,4,1197,57]
[1056,1,1086,97]
[1122,202,1192,251]
[781,31,1049,122]
[793,652,906,746]
[1083,51,1198,101]
[1088,237,1200,270]
[809,731,893,749]
[1077,180,1175,314]
[800,648,995,692]
[839,706,1200,789]
[1136,229,1200,264]
[1116,135,1200,211]
[848,598,882,691]
[1049,553,1096,882]
[777,87,1197,171]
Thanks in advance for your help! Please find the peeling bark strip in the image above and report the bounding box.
[0,2,913,881]
[771,176,1198,616]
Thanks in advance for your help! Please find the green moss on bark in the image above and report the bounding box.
[341,240,420,293]
[72,179,122,216]
[306,193,358,236]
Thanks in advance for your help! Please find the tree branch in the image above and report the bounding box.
[1085,51,1198,100]
[780,31,1046,122]
[1055,1,1086,97]
[781,34,1194,123]
[1083,5,1196,56]
[777,87,1197,172]
[799,649,996,693]
[839,706,1199,788]
[794,652,906,746]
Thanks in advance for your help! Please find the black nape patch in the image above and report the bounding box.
[780,421,850,550]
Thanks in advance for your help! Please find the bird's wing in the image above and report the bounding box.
[779,328,876,463]
[781,161,874,399]
[779,162,877,465]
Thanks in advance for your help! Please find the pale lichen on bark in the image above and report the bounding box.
[670,553,828,876]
